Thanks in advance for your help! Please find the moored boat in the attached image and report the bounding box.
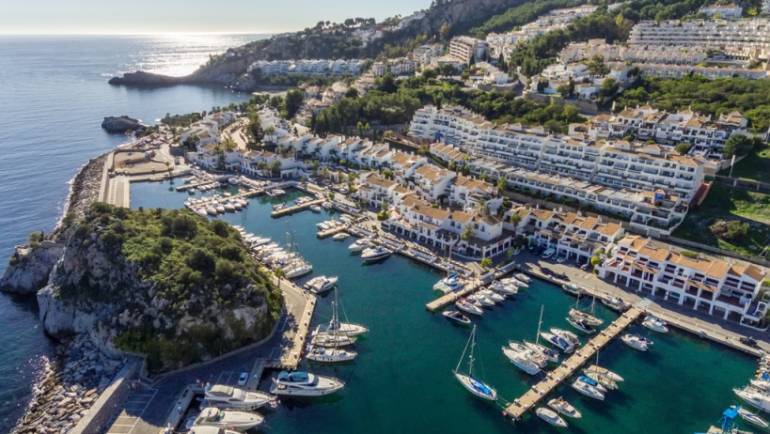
[456,299,484,316]
[642,315,669,333]
[203,384,274,410]
[536,406,568,428]
[442,309,472,326]
[548,397,582,419]
[621,334,653,351]
[572,376,605,401]
[584,365,624,383]
[501,345,541,375]
[601,295,630,312]
[738,405,770,428]
[562,283,584,296]
[735,387,770,413]
[332,232,350,241]
[540,331,575,353]
[304,275,338,294]
[270,371,344,397]
[567,316,596,334]
[454,325,497,401]
[305,346,357,363]
[361,246,392,263]
[191,407,264,432]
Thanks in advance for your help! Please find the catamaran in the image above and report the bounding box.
[548,397,582,419]
[536,406,568,428]
[584,365,624,383]
[270,371,344,397]
[567,316,596,334]
[191,407,264,432]
[585,371,619,391]
[453,325,497,401]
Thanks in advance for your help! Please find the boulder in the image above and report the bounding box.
[108,71,185,88]
[100,116,146,134]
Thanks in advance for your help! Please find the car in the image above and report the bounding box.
[740,336,759,348]
[556,256,566,264]
[542,249,555,259]
[580,263,591,271]
[237,372,249,386]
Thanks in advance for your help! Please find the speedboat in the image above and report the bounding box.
[479,289,505,303]
[735,387,770,413]
[284,263,313,279]
[305,346,357,363]
[601,295,630,312]
[348,238,371,253]
[304,275,338,294]
[489,280,518,296]
[621,334,653,351]
[191,407,264,432]
[332,232,350,241]
[548,397,582,419]
[536,406,568,428]
[737,405,770,428]
[562,283,584,296]
[270,371,344,397]
[540,332,575,353]
[551,328,580,346]
[502,346,541,375]
[310,205,322,213]
[470,293,496,308]
[567,316,596,334]
[568,308,603,326]
[434,272,464,292]
[571,377,605,401]
[455,299,484,316]
[584,365,624,382]
[204,384,274,410]
[442,310,472,326]
[361,246,392,264]
[514,273,531,284]
[642,315,669,333]
[190,426,239,434]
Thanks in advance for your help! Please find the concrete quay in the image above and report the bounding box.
[271,198,324,218]
[504,307,644,420]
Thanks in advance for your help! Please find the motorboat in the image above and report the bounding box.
[737,405,770,429]
[501,345,541,375]
[514,273,531,284]
[332,232,350,241]
[442,310,472,326]
[433,272,464,292]
[361,246,392,264]
[454,326,498,401]
[489,280,518,296]
[567,316,596,334]
[571,377,605,401]
[621,334,653,351]
[310,205,322,213]
[284,262,313,279]
[203,384,274,410]
[751,377,770,392]
[305,346,357,363]
[548,397,582,419]
[523,341,560,364]
[642,315,669,333]
[311,328,357,348]
[479,289,505,303]
[540,332,575,353]
[470,293,496,307]
[562,283,584,296]
[536,407,568,428]
[304,275,338,294]
[550,328,580,346]
[456,299,484,316]
[270,371,344,397]
[735,387,770,413]
[322,201,333,209]
[584,365,624,383]
[348,238,371,253]
[191,407,263,432]
[601,295,630,312]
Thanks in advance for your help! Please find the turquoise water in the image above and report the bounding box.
[0,35,261,431]
[133,180,758,434]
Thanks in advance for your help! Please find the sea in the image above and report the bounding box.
[0,34,263,431]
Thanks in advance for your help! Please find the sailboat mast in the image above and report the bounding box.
[468,325,476,375]
[455,325,473,373]
[535,305,544,344]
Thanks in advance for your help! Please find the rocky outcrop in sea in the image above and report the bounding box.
[12,335,122,434]
[101,116,146,134]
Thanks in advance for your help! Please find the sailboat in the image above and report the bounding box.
[567,294,603,327]
[326,288,369,337]
[453,325,497,401]
[523,305,560,364]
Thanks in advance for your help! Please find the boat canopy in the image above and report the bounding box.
[278,371,309,382]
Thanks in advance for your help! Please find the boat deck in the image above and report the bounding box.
[503,306,643,420]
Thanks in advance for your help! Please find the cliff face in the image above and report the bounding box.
[110,0,524,91]
[13,203,281,372]
[0,241,63,295]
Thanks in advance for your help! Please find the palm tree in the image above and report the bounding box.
[273,268,286,287]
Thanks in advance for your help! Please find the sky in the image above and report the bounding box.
[0,0,432,35]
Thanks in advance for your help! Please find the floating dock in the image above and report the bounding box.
[503,306,644,420]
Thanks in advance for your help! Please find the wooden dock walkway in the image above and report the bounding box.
[503,306,644,420]
[271,198,324,218]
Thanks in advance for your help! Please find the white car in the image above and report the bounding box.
[237,372,249,386]
[542,249,555,259]
[556,256,566,264]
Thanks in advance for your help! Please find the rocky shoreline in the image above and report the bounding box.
[12,335,122,434]
[54,153,108,235]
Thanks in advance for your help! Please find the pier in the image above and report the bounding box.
[317,225,349,239]
[271,198,324,218]
[503,306,644,420]
[270,278,317,370]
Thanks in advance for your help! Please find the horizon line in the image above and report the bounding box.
[0,31,279,36]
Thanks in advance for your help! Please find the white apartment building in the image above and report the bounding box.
[411,44,444,67]
[599,235,768,326]
[409,105,705,201]
[411,164,456,201]
[449,36,488,64]
[699,3,744,19]
[247,59,366,76]
[628,19,770,61]
[371,58,416,76]
[585,105,750,156]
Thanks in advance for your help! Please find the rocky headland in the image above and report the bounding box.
[108,0,525,92]
[101,116,147,134]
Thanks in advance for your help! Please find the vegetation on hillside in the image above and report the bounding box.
[65,203,281,372]
[470,0,585,37]
[311,70,583,136]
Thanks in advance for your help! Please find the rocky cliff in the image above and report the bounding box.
[0,241,63,295]
[109,0,525,91]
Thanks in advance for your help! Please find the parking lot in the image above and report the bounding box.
[105,387,158,434]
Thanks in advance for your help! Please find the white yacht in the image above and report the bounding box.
[523,341,560,364]
[284,262,313,279]
[735,387,770,413]
[304,275,338,294]
[585,371,619,390]
[642,315,669,333]
[190,426,240,434]
[540,332,575,353]
[310,205,322,213]
[348,238,371,253]
[361,246,392,263]
[191,407,263,432]
[514,273,531,284]
[203,384,274,410]
[738,405,770,428]
[561,283,584,296]
[584,365,624,383]
[548,397,582,419]
[323,290,369,337]
[601,295,630,312]
[332,232,350,241]
[479,289,505,303]
[571,377,605,401]
[270,371,344,397]
[566,317,596,334]
[489,280,518,296]
[621,334,653,351]
[501,345,541,375]
[568,308,603,327]
[305,346,357,363]
[551,328,580,346]
[433,272,464,293]
[455,299,484,316]
[536,407,568,428]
